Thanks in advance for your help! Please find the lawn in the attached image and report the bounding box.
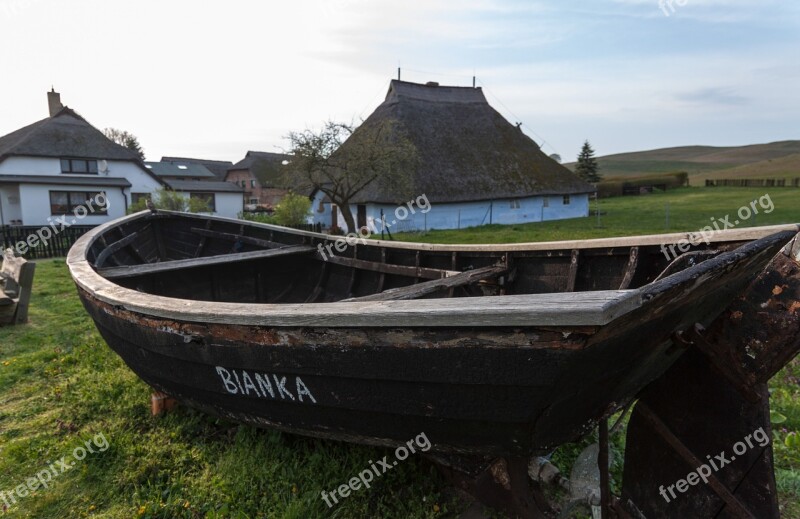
[1,187,799,518]
[393,187,800,244]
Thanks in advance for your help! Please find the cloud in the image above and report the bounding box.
[675,87,749,106]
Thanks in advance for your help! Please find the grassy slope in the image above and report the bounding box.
[564,141,800,181]
[1,189,799,518]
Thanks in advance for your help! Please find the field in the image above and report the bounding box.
[1,188,799,518]
[394,187,800,244]
[563,141,800,186]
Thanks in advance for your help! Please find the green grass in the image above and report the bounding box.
[394,187,800,244]
[0,261,455,518]
[2,188,800,518]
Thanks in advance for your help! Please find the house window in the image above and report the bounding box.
[250,179,256,188]
[510,199,521,209]
[240,180,246,188]
[60,158,98,174]
[563,195,571,205]
[249,198,259,205]
[131,193,149,206]
[49,191,108,215]
[543,197,549,208]
[190,193,216,212]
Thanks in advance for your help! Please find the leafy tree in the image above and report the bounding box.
[549,153,562,163]
[104,127,146,160]
[273,193,311,227]
[284,120,417,233]
[127,188,210,214]
[574,140,602,183]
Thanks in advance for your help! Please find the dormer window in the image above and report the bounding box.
[61,158,98,174]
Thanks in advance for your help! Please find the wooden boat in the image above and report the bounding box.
[67,211,799,460]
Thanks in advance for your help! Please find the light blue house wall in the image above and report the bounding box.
[310,192,590,233]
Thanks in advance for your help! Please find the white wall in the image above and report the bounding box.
[18,183,128,227]
[0,185,22,225]
[0,156,163,225]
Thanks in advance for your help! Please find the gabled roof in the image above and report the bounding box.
[161,156,233,180]
[145,161,217,179]
[0,106,166,186]
[339,80,595,204]
[164,179,245,193]
[228,151,290,188]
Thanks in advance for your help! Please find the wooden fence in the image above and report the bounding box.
[0,225,95,259]
[705,178,800,187]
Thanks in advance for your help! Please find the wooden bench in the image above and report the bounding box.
[0,248,36,325]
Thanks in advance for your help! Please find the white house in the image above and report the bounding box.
[0,90,243,227]
[310,80,595,233]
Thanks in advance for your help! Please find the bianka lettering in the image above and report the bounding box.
[215,366,317,404]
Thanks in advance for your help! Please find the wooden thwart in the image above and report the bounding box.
[94,231,140,268]
[342,264,508,302]
[98,245,315,279]
[319,252,460,280]
[191,227,288,249]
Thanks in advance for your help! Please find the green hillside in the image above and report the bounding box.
[565,140,800,183]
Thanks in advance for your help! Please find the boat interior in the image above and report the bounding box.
[85,212,792,304]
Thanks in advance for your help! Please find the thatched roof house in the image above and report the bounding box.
[312,80,594,231]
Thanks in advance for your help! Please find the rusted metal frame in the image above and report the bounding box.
[318,253,458,280]
[566,249,579,292]
[618,246,639,290]
[193,220,212,258]
[305,262,329,303]
[432,456,552,519]
[687,325,762,403]
[190,227,285,249]
[636,402,757,519]
[599,418,610,519]
[94,231,140,268]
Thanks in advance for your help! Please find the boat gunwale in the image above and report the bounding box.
[66,211,798,328]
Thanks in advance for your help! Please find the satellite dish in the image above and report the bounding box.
[98,160,109,174]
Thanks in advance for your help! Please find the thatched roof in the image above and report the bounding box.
[228,151,291,188]
[0,108,143,162]
[344,80,594,204]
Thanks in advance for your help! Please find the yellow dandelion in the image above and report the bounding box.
[291,484,298,494]
[433,504,440,513]
[88,504,96,511]
[137,505,146,516]
[183,501,190,509]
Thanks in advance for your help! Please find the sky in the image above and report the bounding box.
[0,0,798,163]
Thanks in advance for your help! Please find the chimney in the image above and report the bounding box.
[47,87,63,116]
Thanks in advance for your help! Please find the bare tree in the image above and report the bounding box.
[284,120,417,232]
[103,127,145,160]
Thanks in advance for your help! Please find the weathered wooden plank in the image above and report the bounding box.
[342,264,509,302]
[98,245,315,280]
[94,231,140,268]
[191,227,287,250]
[618,246,638,290]
[319,252,459,280]
[566,249,579,292]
